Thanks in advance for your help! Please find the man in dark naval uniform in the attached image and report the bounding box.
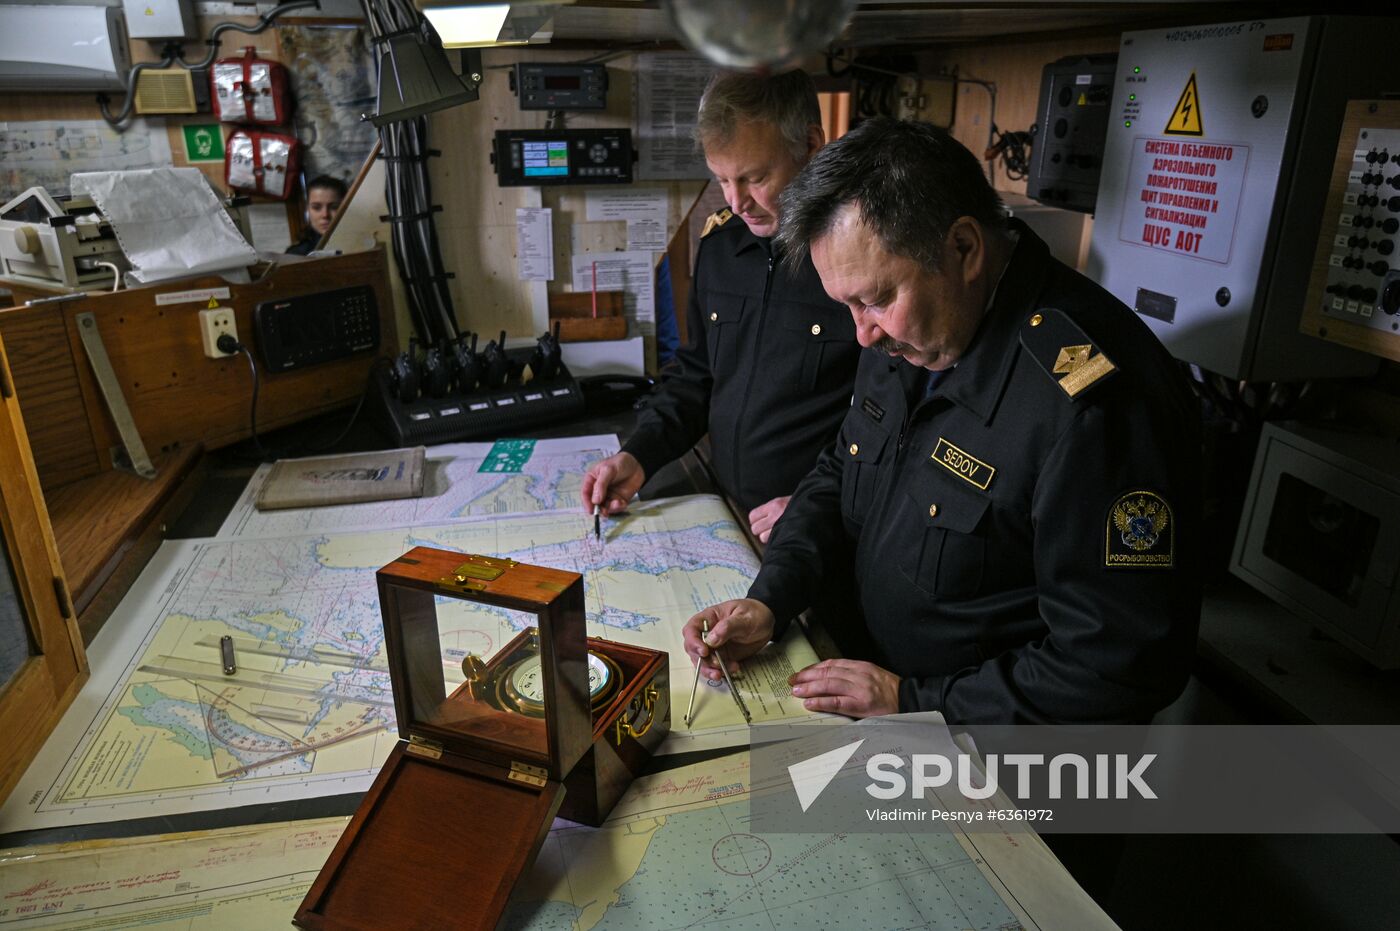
[684,117,1202,726]
[583,70,860,543]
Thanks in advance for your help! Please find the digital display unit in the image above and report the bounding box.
[493,129,633,187]
[521,139,568,178]
[512,62,607,110]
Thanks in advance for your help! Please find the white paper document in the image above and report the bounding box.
[516,206,554,281]
[627,217,667,251]
[634,52,714,180]
[71,167,257,284]
[585,187,667,223]
[247,202,293,252]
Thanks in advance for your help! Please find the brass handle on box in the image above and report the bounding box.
[615,683,660,745]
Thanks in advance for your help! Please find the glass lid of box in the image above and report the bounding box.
[378,549,592,778]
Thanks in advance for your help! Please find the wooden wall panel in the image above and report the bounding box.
[0,307,106,489]
[920,33,1121,195]
[0,248,397,484]
[427,48,706,345]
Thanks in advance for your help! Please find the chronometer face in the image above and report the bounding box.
[508,652,612,704]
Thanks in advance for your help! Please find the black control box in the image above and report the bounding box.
[254,285,380,373]
[1026,55,1117,214]
[512,63,607,110]
[369,346,585,445]
[493,129,633,186]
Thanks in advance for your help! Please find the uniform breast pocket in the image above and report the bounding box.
[899,482,990,599]
[839,414,890,525]
[780,305,857,390]
[702,294,746,378]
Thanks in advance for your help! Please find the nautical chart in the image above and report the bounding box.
[507,751,1115,931]
[0,496,817,832]
[217,435,617,539]
[0,818,346,929]
[0,752,1113,930]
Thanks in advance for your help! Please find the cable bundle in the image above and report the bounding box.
[361,0,461,346]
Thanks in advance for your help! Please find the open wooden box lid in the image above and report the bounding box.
[293,741,562,930]
[292,547,593,930]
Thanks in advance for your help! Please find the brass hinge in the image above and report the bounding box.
[509,761,547,787]
[406,735,443,760]
[52,577,73,620]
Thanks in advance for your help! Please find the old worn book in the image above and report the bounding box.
[254,447,426,511]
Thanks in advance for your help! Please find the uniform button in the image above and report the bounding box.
[810,324,822,335]
[709,312,718,322]
[928,503,939,518]
[849,443,859,455]
[1030,314,1043,327]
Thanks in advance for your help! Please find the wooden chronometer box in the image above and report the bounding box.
[293,547,667,931]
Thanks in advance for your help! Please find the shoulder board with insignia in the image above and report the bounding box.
[701,208,733,238]
[1020,307,1117,401]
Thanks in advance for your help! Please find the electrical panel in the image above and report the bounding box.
[1087,16,1392,382]
[121,0,196,41]
[493,129,633,186]
[1026,55,1117,213]
[1298,100,1400,362]
[511,63,608,110]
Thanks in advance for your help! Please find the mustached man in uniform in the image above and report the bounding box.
[582,70,861,547]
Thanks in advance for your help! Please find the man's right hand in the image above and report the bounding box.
[683,599,776,681]
[582,451,647,515]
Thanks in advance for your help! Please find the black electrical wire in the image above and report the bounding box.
[988,123,1034,182]
[177,0,321,70]
[222,339,272,462]
[362,0,464,347]
[300,359,387,453]
[99,0,320,130]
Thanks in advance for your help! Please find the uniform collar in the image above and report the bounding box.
[731,221,771,257]
[917,218,1053,425]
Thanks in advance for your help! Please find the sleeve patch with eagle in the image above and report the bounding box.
[1105,490,1174,568]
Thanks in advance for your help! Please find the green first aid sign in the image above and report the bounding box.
[182,124,225,163]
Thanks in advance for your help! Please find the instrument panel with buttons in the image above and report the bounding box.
[1320,126,1400,331]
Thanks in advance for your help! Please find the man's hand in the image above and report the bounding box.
[582,451,646,515]
[747,495,791,544]
[683,599,775,682]
[789,659,900,719]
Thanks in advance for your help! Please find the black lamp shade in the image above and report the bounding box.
[371,22,479,127]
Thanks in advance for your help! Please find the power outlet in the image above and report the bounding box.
[199,307,238,358]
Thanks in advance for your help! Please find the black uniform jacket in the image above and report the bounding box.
[622,214,861,514]
[749,221,1202,725]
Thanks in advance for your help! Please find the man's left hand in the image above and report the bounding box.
[748,495,791,544]
[789,659,900,718]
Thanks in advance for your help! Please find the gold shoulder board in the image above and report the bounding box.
[701,208,734,238]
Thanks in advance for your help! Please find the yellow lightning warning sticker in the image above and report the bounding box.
[1164,72,1204,136]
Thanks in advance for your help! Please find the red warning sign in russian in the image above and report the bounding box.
[1116,136,1250,265]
